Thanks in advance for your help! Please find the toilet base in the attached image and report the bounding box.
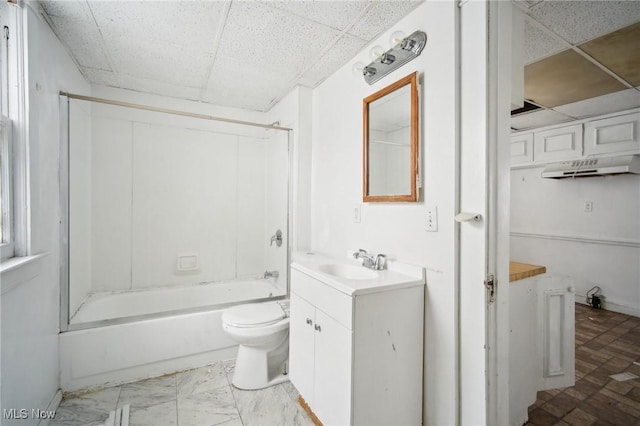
[231,341,289,390]
[232,371,289,390]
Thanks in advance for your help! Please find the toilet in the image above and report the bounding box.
[222,300,290,390]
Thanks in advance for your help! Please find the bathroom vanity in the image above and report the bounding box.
[290,253,425,426]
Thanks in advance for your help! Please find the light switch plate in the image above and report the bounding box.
[353,204,361,223]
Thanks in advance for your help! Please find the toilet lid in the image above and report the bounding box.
[223,303,285,328]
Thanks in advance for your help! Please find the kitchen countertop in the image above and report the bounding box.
[510,261,546,282]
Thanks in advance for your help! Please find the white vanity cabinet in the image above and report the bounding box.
[289,262,425,426]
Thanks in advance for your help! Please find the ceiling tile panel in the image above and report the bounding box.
[554,88,640,119]
[510,109,573,131]
[49,16,111,70]
[119,74,201,102]
[348,1,423,41]
[525,50,626,108]
[527,0,640,45]
[216,1,341,80]
[266,1,371,32]
[523,18,567,65]
[89,1,228,54]
[299,33,368,87]
[205,54,292,111]
[82,67,118,87]
[106,36,212,88]
[40,0,93,22]
[579,22,640,87]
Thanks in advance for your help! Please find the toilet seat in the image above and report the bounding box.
[223,302,286,328]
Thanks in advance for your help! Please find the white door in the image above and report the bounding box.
[459,1,512,424]
[313,309,352,426]
[538,276,576,391]
[289,293,316,405]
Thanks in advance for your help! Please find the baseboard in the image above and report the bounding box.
[297,396,323,426]
[575,293,640,318]
[38,389,62,426]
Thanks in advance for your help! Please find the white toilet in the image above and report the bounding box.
[222,300,290,390]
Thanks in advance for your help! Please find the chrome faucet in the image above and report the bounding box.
[353,249,387,271]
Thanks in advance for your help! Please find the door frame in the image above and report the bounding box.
[457,0,512,424]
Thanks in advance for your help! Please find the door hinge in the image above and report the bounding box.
[485,274,495,300]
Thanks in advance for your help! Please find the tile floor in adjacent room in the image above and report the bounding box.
[50,360,315,426]
[527,303,640,426]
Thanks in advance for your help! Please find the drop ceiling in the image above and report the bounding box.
[512,0,640,131]
[37,0,640,123]
[39,0,423,112]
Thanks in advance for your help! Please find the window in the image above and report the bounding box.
[1,6,23,261]
[0,115,13,260]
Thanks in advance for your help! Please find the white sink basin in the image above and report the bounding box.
[317,264,378,280]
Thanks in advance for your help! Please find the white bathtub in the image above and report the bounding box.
[60,278,286,393]
[71,278,284,324]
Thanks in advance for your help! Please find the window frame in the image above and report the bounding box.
[0,115,14,260]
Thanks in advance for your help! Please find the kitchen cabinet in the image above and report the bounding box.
[533,124,583,162]
[290,261,424,426]
[509,263,575,426]
[510,132,534,165]
[584,112,640,156]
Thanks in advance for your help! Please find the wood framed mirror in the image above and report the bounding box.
[363,72,419,202]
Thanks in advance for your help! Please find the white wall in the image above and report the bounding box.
[308,2,458,424]
[267,86,313,254]
[1,3,90,421]
[511,166,640,315]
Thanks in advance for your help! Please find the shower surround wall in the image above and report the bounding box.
[68,98,288,319]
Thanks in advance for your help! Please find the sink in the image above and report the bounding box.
[317,264,379,280]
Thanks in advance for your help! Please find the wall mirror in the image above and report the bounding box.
[363,72,419,202]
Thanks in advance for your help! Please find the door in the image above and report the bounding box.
[289,293,316,404]
[459,1,512,424]
[313,309,352,426]
[538,276,576,390]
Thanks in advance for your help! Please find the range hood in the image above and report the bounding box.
[541,155,640,178]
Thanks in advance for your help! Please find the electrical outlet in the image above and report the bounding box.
[426,206,438,231]
[353,204,361,223]
[584,201,594,213]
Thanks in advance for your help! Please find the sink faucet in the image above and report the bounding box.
[353,249,387,271]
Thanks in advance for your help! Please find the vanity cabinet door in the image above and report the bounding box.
[313,309,353,426]
[289,293,317,405]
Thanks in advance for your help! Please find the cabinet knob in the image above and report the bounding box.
[306,318,313,325]
[567,286,575,293]
[314,324,321,332]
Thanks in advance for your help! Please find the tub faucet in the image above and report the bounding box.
[264,270,279,279]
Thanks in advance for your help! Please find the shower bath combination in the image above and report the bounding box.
[59,93,292,391]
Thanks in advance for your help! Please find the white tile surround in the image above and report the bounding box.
[50,360,313,426]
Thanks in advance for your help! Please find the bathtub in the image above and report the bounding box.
[70,278,284,324]
[60,278,286,393]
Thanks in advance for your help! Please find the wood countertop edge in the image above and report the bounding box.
[510,261,547,282]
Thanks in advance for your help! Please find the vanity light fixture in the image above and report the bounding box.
[360,30,427,85]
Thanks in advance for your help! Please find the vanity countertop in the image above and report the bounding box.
[510,261,546,282]
[291,252,425,297]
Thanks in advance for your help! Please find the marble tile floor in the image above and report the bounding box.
[526,303,640,426]
[50,360,315,426]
